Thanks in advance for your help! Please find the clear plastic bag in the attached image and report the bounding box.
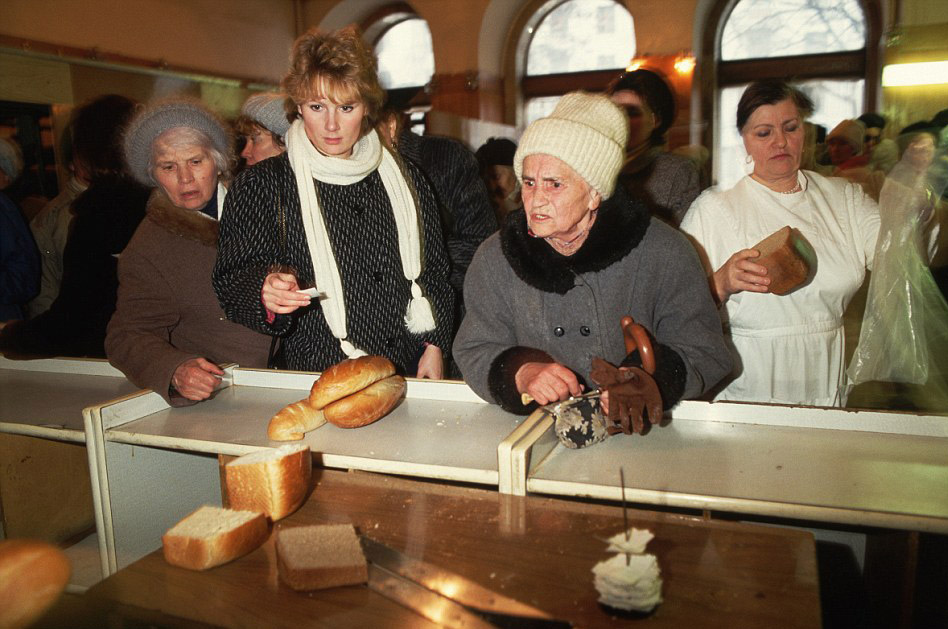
[847,143,948,409]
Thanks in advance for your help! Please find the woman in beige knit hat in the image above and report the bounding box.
[454,91,730,445]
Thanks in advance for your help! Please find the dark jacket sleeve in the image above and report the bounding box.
[213,165,293,337]
[0,196,40,319]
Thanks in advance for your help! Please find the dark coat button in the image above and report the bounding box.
[372,271,383,282]
[386,336,396,347]
[553,326,565,337]
[580,326,591,336]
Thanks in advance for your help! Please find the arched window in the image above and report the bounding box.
[708,0,879,188]
[521,0,635,125]
[374,17,434,90]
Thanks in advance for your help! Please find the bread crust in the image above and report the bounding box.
[0,540,70,629]
[268,399,326,441]
[323,375,406,428]
[753,226,814,296]
[225,445,312,521]
[161,507,268,571]
[308,355,396,410]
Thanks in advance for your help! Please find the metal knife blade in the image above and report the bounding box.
[361,536,572,628]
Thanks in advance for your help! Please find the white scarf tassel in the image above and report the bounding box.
[405,281,436,332]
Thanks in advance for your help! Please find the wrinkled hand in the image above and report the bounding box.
[171,358,224,401]
[415,344,443,379]
[591,358,662,435]
[261,272,311,314]
[516,361,583,406]
[713,249,770,303]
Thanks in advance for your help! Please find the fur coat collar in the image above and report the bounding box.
[145,187,221,247]
[500,185,651,294]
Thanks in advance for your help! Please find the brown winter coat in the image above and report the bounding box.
[106,188,270,406]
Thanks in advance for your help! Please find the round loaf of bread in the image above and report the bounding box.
[308,356,396,410]
[0,539,70,629]
[324,375,406,428]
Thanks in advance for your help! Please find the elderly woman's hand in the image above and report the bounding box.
[713,249,771,303]
[515,361,584,406]
[171,357,224,401]
[415,343,444,379]
[261,272,312,314]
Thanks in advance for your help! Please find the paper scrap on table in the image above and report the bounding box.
[592,553,663,612]
[605,528,654,554]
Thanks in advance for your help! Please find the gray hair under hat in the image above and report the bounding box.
[123,97,231,185]
[0,137,24,182]
[242,92,291,138]
[514,91,628,199]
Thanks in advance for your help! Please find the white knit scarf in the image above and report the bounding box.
[285,119,435,358]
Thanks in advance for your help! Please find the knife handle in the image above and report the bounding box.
[621,316,655,375]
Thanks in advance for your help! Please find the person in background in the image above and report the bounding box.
[214,26,453,377]
[825,119,868,173]
[0,96,148,356]
[607,69,700,226]
[379,106,497,378]
[237,92,292,168]
[26,125,88,318]
[106,98,270,405]
[475,137,520,225]
[680,80,939,407]
[0,137,40,322]
[454,92,730,431]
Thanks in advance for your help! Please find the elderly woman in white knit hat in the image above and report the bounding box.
[106,97,270,405]
[453,91,730,441]
[213,27,453,378]
[237,92,292,167]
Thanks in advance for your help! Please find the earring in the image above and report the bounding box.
[745,154,753,164]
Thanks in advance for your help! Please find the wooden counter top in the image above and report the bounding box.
[86,469,820,628]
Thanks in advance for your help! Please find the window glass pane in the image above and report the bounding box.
[525,96,561,126]
[376,19,434,89]
[721,0,866,60]
[714,79,865,190]
[527,0,635,75]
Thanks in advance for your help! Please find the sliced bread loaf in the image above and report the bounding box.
[276,524,367,591]
[162,505,268,570]
[225,444,311,521]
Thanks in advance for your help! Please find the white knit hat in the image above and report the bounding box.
[514,91,628,199]
[241,92,291,138]
[827,119,865,155]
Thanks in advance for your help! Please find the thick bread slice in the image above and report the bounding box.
[225,444,311,521]
[0,539,70,629]
[268,399,327,441]
[276,524,367,591]
[308,355,396,410]
[324,374,406,428]
[752,226,816,296]
[161,506,268,571]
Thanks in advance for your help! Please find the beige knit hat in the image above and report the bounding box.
[514,91,628,199]
[827,119,865,155]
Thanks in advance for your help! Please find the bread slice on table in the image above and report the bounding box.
[276,524,368,591]
[225,444,311,521]
[162,506,268,571]
[268,399,326,441]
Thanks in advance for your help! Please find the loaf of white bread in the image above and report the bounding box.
[307,355,406,428]
[225,444,311,521]
[276,524,368,591]
[161,506,268,571]
[0,539,71,629]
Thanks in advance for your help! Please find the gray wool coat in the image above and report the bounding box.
[453,185,731,414]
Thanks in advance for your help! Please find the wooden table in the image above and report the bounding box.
[85,469,821,628]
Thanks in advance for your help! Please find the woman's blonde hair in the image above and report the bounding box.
[282,26,385,135]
